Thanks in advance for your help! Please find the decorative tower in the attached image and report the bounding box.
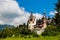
[28,12,36,31]
[42,12,47,29]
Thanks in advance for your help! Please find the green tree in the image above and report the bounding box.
[54,0,60,26]
[42,24,57,36]
[0,30,2,38]
[55,0,60,12]
[2,27,13,38]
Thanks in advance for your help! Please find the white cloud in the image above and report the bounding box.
[0,0,43,26]
[49,11,58,16]
[0,20,4,24]
[34,13,43,19]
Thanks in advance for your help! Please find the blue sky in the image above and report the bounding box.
[16,0,57,17]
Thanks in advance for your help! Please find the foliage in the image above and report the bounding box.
[54,0,60,26]
[42,24,58,36]
[0,30,2,38]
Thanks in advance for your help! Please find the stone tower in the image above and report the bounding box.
[42,12,47,29]
[28,12,36,31]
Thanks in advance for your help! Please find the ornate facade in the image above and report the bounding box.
[28,12,36,31]
[27,12,47,31]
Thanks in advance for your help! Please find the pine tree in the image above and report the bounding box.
[54,0,60,26]
[55,0,60,12]
[48,16,51,20]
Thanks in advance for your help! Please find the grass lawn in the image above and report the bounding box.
[0,35,60,40]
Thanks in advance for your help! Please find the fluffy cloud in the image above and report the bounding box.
[49,11,58,16]
[0,0,43,26]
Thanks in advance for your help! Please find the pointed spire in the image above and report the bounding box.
[30,11,33,17]
[42,9,47,19]
[29,11,34,19]
[43,9,46,15]
[43,12,46,16]
[43,9,46,18]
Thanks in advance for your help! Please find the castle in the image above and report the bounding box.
[27,12,51,34]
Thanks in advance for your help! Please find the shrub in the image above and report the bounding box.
[0,30,2,38]
[32,31,39,37]
[42,24,58,36]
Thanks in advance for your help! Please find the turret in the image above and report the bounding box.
[27,12,36,31]
[42,12,47,29]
